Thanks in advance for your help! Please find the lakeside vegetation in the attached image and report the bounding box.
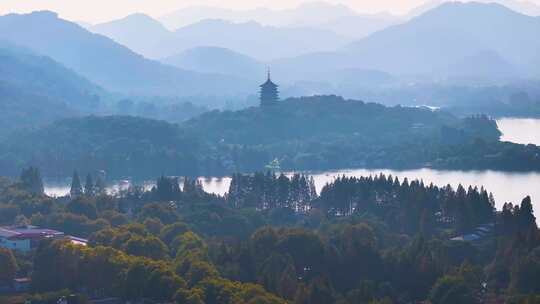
[1,2,539,303]
[0,168,538,304]
[1,95,538,179]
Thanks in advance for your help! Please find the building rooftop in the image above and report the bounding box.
[0,225,64,240]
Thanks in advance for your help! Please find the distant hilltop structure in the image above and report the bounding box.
[259,69,279,107]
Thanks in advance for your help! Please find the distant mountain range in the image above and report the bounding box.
[158,2,398,31]
[90,13,171,60]
[87,1,540,86]
[408,0,540,17]
[91,15,351,60]
[346,2,540,76]
[0,11,253,97]
[271,2,540,83]
[0,1,538,107]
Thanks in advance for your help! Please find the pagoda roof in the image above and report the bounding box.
[260,78,278,87]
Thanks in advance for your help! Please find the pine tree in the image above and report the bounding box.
[19,166,44,195]
[70,171,83,197]
[518,196,537,230]
[84,174,95,196]
[95,175,106,195]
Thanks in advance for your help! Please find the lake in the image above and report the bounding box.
[45,118,540,211]
[498,117,540,145]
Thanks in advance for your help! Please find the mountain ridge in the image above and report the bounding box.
[0,11,252,97]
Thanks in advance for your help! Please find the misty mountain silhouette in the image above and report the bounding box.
[90,13,171,59]
[346,2,540,76]
[0,11,252,97]
[274,2,540,81]
[93,15,351,60]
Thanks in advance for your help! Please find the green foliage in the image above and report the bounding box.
[0,248,17,283]
[66,196,98,219]
[0,115,200,178]
[123,235,169,260]
[0,167,538,303]
[19,166,44,195]
[160,222,190,246]
[70,171,83,198]
[429,275,477,304]
[3,96,537,178]
[138,202,179,224]
[510,247,540,294]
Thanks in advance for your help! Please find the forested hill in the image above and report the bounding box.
[1,96,538,178]
[0,82,76,140]
[184,95,500,145]
[0,116,201,178]
[0,44,105,109]
[0,44,106,138]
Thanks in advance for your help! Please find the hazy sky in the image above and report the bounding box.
[0,0,436,23]
[2,0,540,23]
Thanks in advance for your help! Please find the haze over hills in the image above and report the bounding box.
[92,15,352,60]
[90,13,172,60]
[437,50,520,82]
[0,11,253,97]
[0,2,538,111]
[408,0,540,17]
[0,43,108,137]
[85,1,540,91]
[158,1,399,31]
[162,47,264,79]
[0,83,76,139]
[0,43,105,108]
[272,2,540,83]
[345,2,540,76]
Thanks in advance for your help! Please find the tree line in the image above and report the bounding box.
[0,167,538,304]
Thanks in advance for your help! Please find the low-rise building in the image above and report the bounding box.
[0,225,86,252]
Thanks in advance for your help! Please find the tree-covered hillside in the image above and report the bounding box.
[0,167,538,304]
[184,95,497,145]
[0,82,76,139]
[0,116,200,178]
[0,44,105,110]
[2,95,538,178]
[0,44,107,138]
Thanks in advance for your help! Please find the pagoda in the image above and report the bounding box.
[259,70,279,107]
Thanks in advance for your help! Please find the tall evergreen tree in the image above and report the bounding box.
[19,166,44,195]
[70,171,83,197]
[518,196,537,230]
[95,175,106,195]
[84,174,95,196]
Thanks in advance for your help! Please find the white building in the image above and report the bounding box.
[0,226,65,252]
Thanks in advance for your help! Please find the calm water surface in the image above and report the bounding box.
[45,119,540,211]
[498,118,540,145]
[45,169,540,211]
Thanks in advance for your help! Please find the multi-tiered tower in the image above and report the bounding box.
[259,70,279,107]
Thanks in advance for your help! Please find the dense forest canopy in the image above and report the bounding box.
[0,2,539,303]
[3,95,537,178]
[0,168,538,304]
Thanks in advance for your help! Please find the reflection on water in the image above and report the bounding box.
[44,177,230,199]
[497,118,540,145]
[308,168,540,211]
[45,119,540,211]
[45,168,540,211]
